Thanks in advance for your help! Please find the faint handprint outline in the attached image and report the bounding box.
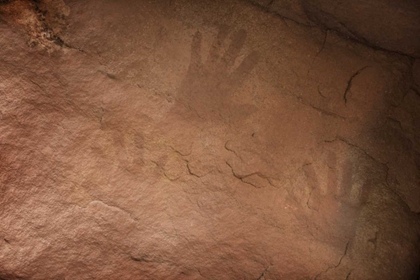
[175,26,259,120]
[300,145,370,242]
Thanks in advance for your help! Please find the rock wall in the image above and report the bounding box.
[248,0,420,57]
[0,0,419,279]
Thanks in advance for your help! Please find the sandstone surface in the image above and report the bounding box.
[0,0,419,279]
[250,0,420,57]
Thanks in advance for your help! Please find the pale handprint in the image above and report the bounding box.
[175,26,259,120]
[301,147,370,242]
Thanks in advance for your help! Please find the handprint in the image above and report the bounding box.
[301,145,370,243]
[175,26,259,121]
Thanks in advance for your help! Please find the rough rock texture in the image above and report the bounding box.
[0,0,420,279]
[0,0,69,49]
[249,0,420,57]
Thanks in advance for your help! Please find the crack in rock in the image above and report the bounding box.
[302,163,317,211]
[243,0,317,28]
[86,200,137,223]
[306,101,346,119]
[343,66,369,105]
[289,93,346,119]
[247,0,418,58]
[255,265,271,280]
[151,160,180,182]
[314,241,349,279]
[169,145,192,157]
[316,30,328,57]
[224,140,244,162]
[317,85,327,98]
[225,161,275,188]
[184,159,203,178]
[324,136,384,166]
[129,252,174,265]
[130,255,153,263]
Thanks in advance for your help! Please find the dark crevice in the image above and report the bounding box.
[294,95,346,119]
[308,102,345,119]
[247,0,418,59]
[339,29,418,59]
[242,0,317,28]
[325,136,385,165]
[343,66,369,105]
[130,255,154,263]
[226,161,258,188]
[303,3,419,59]
[316,29,328,57]
[225,161,276,188]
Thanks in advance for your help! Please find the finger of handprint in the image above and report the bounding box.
[222,29,247,69]
[356,180,372,206]
[340,158,356,202]
[303,164,321,210]
[206,25,230,65]
[348,161,367,206]
[326,151,338,197]
[230,51,259,85]
[189,31,202,70]
[349,180,363,206]
[303,164,318,189]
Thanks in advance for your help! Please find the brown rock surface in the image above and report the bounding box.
[249,0,420,57]
[0,0,419,279]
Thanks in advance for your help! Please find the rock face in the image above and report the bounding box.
[250,0,420,57]
[0,0,420,279]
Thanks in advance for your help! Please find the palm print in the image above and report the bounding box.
[175,26,259,121]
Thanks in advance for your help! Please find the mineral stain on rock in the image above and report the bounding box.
[0,0,69,49]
